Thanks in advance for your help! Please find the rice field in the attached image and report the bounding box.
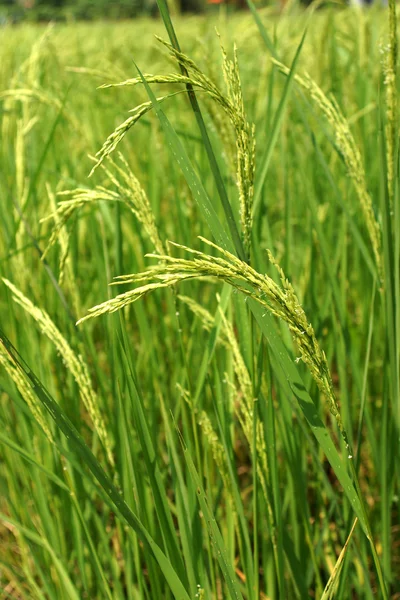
[0,3,399,598]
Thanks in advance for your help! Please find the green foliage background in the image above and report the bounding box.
[0,4,399,599]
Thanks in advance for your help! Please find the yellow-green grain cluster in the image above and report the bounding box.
[3,279,114,466]
[274,59,383,282]
[42,153,165,260]
[385,0,398,209]
[78,236,346,443]
[0,340,53,443]
[92,36,255,253]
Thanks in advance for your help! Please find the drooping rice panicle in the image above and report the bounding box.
[177,295,217,332]
[3,279,114,466]
[40,188,113,261]
[100,153,166,256]
[219,41,255,256]
[45,183,71,287]
[95,36,255,253]
[90,91,188,174]
[384,0,398,210]
[13,120,30,286]
[150,36,255,255]
[41,153,165,260]
[0,340,53,443]
[78,237,347,445]
[273,59,383,283]
[197,410,231,492]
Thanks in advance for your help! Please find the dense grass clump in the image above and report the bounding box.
[0,3,399,599]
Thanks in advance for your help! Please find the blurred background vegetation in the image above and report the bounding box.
[0,0,256,22]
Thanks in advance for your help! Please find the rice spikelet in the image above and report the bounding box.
[90,92,187,175]
[45,184,71,287]
[385,0,398,210]
[219,40,255,256]
[3,279,114,466]
[94,36,255,253]
[273,59,383,282]
[78,237,348,445]
[197,410,231,492]
[41,153,165,261]
[0,340,53,443]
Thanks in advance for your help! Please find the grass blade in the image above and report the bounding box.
[0,327,191,600]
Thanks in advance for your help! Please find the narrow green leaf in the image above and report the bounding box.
[253,27,308,216]
[134,61,233,255]
[0,328,191,600]
[117,320,189,589]
[320,519,358,600]
[155,0,247,262]
[178,429,245,600]
[245,0,277,58]
[248,301,368,534]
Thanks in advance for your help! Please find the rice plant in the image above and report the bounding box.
[0,2,399,599]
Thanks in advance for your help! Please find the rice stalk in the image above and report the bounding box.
[179,295,265,470]
[89,91,188,176]
[178,295,280,577]
[384,0,398,210]
[273,59,383,283]
[94,37,255,253]
[13,120,30,285]
[197,409,231,492]
[41,153,165,261]
[176,380,231,492]
[3,279,114,466]
[320,518,358,600]
[0,340,53,443]
[179,294,274,494]
[78,237,349,447]
[219,39,255,255]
